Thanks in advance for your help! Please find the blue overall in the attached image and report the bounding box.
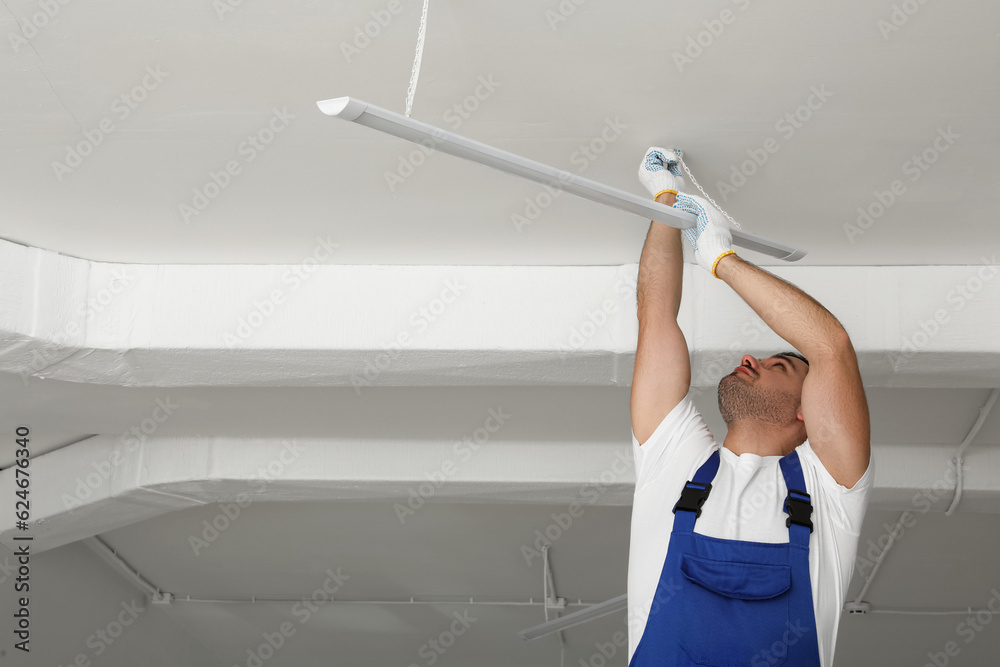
[629,448,821,667]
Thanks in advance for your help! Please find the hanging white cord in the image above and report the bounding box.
[542,546,565,667]
[404,0,430,117]
[676,154,743,230]
[945,388,1000,516]
[542,546,550,623]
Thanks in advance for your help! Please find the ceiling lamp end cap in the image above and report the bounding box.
[316,97,366,121]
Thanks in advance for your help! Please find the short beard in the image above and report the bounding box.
[718,374,799,426]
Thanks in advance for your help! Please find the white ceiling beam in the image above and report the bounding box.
[2,435,998,554]
[0,238,998,388]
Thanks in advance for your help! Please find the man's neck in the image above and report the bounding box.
[722,420,803,458]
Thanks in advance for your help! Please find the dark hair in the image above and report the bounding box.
[778,351,809,367]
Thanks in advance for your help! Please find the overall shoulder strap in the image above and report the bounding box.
[671,448,720,532]
[691,448,721,485]
[779,450,813,547]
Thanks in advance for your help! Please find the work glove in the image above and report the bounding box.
[638,147,685,199]
[673,192,737,279]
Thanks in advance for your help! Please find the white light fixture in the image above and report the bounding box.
[317,97,807,262]
[517,593,628,641]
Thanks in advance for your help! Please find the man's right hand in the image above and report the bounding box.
[638,147,685,200]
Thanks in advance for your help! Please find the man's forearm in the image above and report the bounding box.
[637,192,683,321]
[714,253,848,357]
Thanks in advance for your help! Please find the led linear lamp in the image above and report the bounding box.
[316,97,807,262]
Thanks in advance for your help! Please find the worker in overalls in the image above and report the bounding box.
[627,148,873,666]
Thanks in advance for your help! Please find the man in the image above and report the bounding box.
[627,148,873,667]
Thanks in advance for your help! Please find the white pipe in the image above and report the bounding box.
[518,594,629,640]
[946,388,1000,516]
[543,545,551,622]
[168,596,599,607]
[83,537,161,599]
[541,545,566,647]
[868,608,975,616]
[84,536,605,609]
[853,389,1000,607]
[852,511,911,606]
[316,97,808,262]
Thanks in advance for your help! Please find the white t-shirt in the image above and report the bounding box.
[627,392,873,667]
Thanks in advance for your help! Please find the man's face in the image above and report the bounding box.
[717,354,809,427]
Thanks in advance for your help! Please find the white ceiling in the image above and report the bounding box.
[1,0,997,265]
[2,0,1000,665]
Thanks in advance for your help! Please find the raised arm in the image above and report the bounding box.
[631,190,691,445]
[714,254,871,488]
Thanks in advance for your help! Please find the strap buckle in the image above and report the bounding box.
[672,481,712,518]
[784,488,813,533]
